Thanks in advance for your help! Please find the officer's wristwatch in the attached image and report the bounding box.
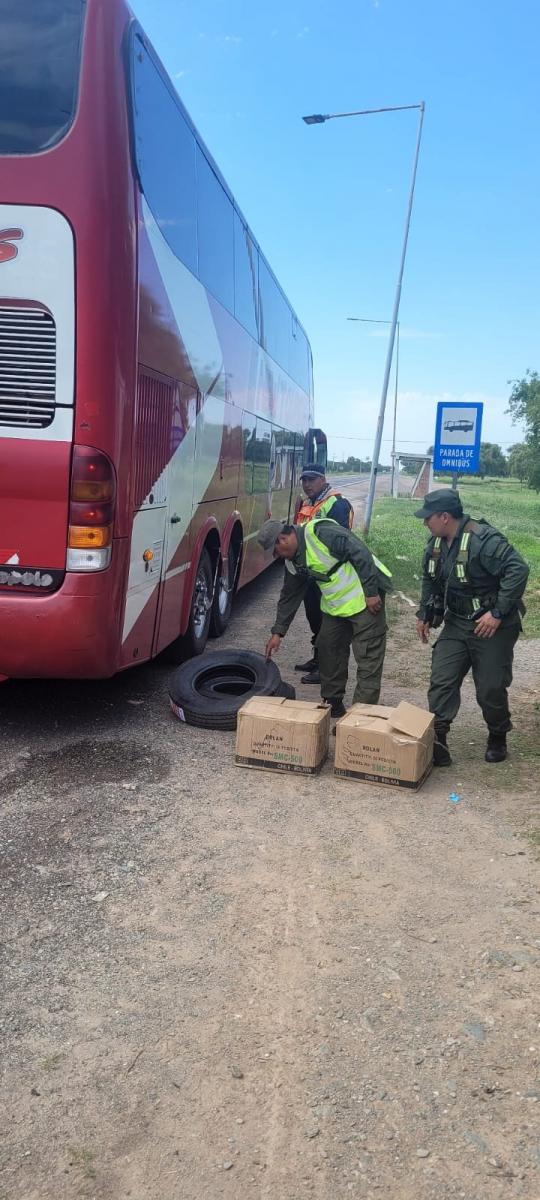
[491,607,503,620]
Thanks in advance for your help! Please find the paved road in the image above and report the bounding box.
[329,472,413,521]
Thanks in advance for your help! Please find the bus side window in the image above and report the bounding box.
[271,426,290,491]
[304,428,327,472]
[252,418,272,493]
[293,444,304,486]
[234,212,259,340]
[291,317,310,395]
[132,37,197,274]
[197,146,234,313]
[259,258,290,376]
[242,412,256,494]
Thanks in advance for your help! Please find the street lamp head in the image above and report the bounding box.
[302,113,328,125]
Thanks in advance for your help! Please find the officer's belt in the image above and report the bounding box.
[446,592,496,619]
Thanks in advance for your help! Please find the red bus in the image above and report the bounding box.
[0,0,326,680]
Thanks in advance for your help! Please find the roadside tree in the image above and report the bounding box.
[478,442,508,478]
[507,443,531,484]
[507,370,540,487]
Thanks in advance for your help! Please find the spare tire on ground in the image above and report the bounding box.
[169,649,296,730]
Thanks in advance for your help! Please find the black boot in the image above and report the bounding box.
[295,654,317,673]
[485,733,507,763]
[433,728,452,767]
[301,668,321,684]
[330,700,347,735]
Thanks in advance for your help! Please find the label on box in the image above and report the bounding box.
[235,752,327,775]
[334,763,432,790]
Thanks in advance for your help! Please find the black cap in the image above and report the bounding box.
[300,462,325,480]
[414,488,464,519]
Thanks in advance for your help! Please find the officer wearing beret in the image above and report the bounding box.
[415,489,529,765]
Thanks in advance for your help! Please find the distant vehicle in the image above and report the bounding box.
[444,419,474,433]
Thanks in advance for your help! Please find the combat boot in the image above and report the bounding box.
[295,654,317,673]
[433,728,452,767]
[485,733,507,763]
[301,668,321,684]
[330,700,347,735]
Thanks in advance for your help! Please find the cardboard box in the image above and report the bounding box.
[334,700,434,790]
[235,696,330,774]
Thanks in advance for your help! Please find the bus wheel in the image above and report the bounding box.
[209,543,238,638]
[168,547,214,664]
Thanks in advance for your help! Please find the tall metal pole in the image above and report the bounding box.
[346,315,400,496]
[363,102,425,534]
[389,320,400,498]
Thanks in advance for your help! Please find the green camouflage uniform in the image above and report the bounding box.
[418,515,529,736]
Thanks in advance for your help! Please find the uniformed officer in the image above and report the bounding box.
[294,464,353,685]
[415,488,529,765]
[260,517,391,719]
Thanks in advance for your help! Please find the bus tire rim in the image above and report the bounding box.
[193,570,211,636]
[217,565,230,616]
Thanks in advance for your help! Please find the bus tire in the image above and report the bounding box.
[168,649,284,730]
[209,542,238,639]
[167,547,214,665]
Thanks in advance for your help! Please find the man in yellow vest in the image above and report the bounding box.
[260,517,391,719]
[294,464,353,685]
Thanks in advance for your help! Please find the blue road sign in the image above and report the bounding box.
[433,402,483,473]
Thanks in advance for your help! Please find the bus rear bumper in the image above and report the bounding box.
[0,560,126,680]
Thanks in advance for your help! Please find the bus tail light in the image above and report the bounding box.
[67,447,116,572]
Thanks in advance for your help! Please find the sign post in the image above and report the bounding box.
[433,402,483,483]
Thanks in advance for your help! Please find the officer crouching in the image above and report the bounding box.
[415,489,529,765]
[260,517,392,721]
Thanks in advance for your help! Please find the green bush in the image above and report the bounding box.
[365,483,540,637]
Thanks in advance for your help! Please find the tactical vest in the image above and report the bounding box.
[427,519,497,615]
[302,519,391,617]
[296,489,354,528]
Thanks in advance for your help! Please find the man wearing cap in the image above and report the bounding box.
[294,464,353,685]
[259,517,391,720]
[415,488,529,765]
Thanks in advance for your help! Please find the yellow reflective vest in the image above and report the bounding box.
[304,519,391,617]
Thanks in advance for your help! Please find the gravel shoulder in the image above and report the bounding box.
[1,564,539,1200]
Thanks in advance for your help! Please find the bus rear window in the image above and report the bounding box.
[0,0,85,154]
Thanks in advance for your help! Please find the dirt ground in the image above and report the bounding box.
[1,543,540,1199]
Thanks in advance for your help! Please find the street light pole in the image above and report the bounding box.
[390,321,400,498]
[303,100,425,534]
[346,316,400,497]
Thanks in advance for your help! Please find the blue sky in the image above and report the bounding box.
[131,0,539,463]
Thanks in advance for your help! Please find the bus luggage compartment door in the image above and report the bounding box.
[120,371,174,666]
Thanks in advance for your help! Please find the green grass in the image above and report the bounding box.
[365,479,540,637]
